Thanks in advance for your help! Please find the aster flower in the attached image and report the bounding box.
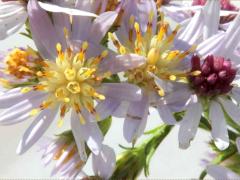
[39,131,116,179]
[157,1,240,150]
[106,0,197,143]
[0,0,144,160]
[0,0,97,40]
[0,47,43,88]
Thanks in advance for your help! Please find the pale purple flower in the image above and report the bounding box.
[0,0,144,161]
[106,0,199,143]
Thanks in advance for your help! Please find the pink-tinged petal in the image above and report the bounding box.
[96,97,121,120]
[98,83,142,102]
[100,54,146,74]
[202,0,220,40]
[71,110,103,156]
[0,1,27,40]
[88,11,118,44]
[157,104,177,125]
[207,165,240,179]
[16,108,58,155]
[27,0,64,59]
[92,145,116,179]
[0,93,46,125]
[178,102,202,149]
[38,1,97,17]
[123,93,149,143]
[219,97,240,125]
[209,100,229,150]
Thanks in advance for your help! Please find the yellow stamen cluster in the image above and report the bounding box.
[31,42,109,125]
[109,12,196,96]
[4,48,37,79]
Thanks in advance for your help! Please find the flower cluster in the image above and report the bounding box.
[1,0,240,179]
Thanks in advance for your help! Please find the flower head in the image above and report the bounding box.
[189,55,237,96]
[107,0,196,143]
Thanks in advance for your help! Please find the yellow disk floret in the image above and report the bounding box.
[31,42,110,125]
[109,12,196,94]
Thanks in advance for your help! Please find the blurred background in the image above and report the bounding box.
[1,0,240,178]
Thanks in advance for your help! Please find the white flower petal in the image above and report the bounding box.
[210,100,229,150]
[38,2,97,17]
[220,97,240,125]
[178,102,202,149]
[16,108,58,155]
[92,145,116,179]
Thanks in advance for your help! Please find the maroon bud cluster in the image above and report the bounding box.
[189,55,237,97]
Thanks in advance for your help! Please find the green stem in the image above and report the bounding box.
[111,124,172,179]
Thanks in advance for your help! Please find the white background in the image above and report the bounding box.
[1,1,240,178]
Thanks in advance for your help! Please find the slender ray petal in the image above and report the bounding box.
[71,110,103,156]
[100,54,146,74]
[209,100,229,150]
[0,1,27,40]
[88,11,118,44]
[98,83,142,101]
[27,0,63,59]
[38,1,98,17]
[203,0,220,40]
[157,104,177,125]
[178,102,202,149]
[16,108,58,155]
[92,145,116,179]
[219,98,240,125]
[123,94,149,143]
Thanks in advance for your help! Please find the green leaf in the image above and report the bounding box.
[98,116,112,136]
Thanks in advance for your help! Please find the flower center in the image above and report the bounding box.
[3,48,42,79]
[26,42,110,125]
[109,13,196,95]
[189,55,237,96]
